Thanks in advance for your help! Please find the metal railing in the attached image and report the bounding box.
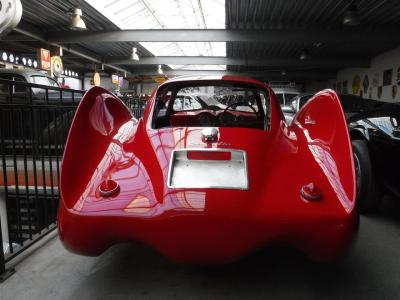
[0,79,147,281]
[0,79,83,281]
[120,95,148,119]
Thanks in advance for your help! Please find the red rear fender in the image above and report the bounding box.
[291,89,356,213]
[61,87,134,209]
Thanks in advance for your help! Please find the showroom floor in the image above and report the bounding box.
[1,198,400,300]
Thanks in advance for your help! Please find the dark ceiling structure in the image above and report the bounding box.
[1,0,400,81]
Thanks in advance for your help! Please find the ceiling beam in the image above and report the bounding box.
[1,35,37,42]
[105,56,369,68]
[12,24,130,74]
[47,29,400,44]
[130,69,336,80]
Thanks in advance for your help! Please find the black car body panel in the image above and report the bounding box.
[347,104,400,197]
[291,93,400,198]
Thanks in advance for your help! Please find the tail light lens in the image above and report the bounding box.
[186,151,231,161]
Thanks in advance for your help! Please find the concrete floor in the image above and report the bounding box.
[2,198,400,300]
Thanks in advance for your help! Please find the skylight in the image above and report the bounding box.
[85,0,226,71]
[169,65,226,71]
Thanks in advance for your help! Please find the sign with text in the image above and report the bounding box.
[111,74,119,84]
[38,48,51,70]
[153,75,167,84]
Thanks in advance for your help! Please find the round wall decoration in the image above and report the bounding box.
[51,56,63,77]
[93,72,101,86]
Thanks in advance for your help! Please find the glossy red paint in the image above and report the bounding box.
[58,76,358,263]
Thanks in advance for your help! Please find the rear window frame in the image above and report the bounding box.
[151,80,271,130]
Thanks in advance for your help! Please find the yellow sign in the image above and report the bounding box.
[153,75,167,84]
[111,74,119,84]
[51,56,63,77]
[93,72,101,86]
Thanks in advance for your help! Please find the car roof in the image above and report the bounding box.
[160,75,268,89]
[0,68,50,77]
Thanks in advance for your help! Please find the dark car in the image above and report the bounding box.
[0,69,82,103]
[291,93,400,212]
[0,69,84,154]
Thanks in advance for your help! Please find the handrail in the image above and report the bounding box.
[0,79,85,94]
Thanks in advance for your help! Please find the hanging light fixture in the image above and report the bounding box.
[281,69,288,77]
[69,8,87,31]
[300,48,310,60]
[343,4,360,26]
[157,64,163,75]
[131,47,139,61]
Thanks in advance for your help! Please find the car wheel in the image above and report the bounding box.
[352,139,379,213]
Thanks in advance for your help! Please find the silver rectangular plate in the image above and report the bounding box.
[168,149,248,189]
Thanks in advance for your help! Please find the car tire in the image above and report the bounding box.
[352,139,379,213]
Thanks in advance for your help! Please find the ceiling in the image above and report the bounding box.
[1,0,400,81]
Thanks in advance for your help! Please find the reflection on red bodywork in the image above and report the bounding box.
[58,81,357,263]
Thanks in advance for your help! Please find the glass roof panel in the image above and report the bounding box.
[140,42,226,57]
[85,0,226,70]
[85,0,225,30]
[169,65,227,71]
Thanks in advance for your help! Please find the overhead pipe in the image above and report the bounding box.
[13,25,130,74]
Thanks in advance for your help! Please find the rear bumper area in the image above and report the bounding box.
[58,204,358,263]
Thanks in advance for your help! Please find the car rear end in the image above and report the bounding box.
[58,77,358,262]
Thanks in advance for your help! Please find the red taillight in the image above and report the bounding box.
[186,151,231,161]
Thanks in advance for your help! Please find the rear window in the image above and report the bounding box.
[153,82,270,130]
[285,93,299,103]
[276,93,284,104]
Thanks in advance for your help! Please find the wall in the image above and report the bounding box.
[304,80,330,94]
[336,46,400,102]
[141,82,159,95]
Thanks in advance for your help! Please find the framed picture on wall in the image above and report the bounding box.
[352,75,361,95]
[383,69,393,86]
[363,75,369,93]
[343,80,348,94]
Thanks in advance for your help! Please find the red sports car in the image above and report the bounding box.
[58,75,358,262]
